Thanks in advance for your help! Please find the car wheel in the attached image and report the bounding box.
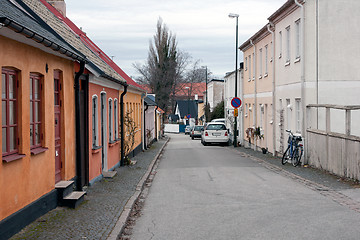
[192,136,194,140]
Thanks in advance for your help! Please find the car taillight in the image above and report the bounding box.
[205,131,208,136]
[225,131,228,136]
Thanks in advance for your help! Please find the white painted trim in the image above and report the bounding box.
[257,91,273,98]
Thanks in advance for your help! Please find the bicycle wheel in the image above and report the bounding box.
[293,146,303,167]
[282,146,290,165]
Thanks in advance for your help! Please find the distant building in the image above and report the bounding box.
[207,79,224,111]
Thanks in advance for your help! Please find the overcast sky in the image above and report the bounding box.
[65,0,286,79]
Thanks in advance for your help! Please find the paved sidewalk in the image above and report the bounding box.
[233,146,360,212]
[11,137,169,240]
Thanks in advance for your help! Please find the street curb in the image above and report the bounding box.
[107,137,170,240]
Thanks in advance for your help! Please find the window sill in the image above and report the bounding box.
[270,58,273,62]
[92,145,102,154]
[264,73,268,78]
[31,147,48,155]
[294,57,301,63]
[109,140,120,147]
[3,153,26,163]
[248,78,251,82]
[259,75,262,79]
[252,77,255,81]
[279,54,282,59]
[285,61,290,67]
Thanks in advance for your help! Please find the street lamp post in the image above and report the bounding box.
[229,13,239,147]
[185,86,190,125]
[202,66,208,122]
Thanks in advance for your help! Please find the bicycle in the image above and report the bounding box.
[281,130,303,166]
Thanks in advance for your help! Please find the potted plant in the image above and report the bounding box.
[254,127,264,140]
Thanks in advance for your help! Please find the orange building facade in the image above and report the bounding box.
[0,36,79,223]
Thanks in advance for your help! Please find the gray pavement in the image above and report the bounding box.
[10,137,169,240]
[130,134,360,240]
[10,134,360,239]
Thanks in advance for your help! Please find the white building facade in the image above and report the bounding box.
[224,67,243,144]
[207,79,224,111]
[240,0,360,160]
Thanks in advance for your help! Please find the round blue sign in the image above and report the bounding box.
[231,97,242,108]
[187,114,191,118]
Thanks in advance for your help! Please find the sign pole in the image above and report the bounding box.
[233,16,239,147]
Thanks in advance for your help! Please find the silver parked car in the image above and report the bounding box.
[201,123,230,146]
[191,125,204,139]
[184,125,192,135]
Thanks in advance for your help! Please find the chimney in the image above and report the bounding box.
[48,0,66,17]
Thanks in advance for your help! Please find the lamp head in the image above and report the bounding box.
[228,13,239,18]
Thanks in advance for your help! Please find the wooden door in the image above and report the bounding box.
[54,77,62,183]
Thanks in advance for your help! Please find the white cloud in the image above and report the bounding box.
[65,0,286,77]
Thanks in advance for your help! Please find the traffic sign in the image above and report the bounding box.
[187,114,191,119]
[234,108,238,117]
[231,97,242,108]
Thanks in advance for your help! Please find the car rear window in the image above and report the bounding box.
[194,126,202,131]
[206,124,226,130]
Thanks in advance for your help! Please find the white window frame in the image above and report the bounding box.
[286,26,291,64]
[286,99,291,130]
[245,57,248,71]
[92,95,98,147]
[295,19,301,60]
[279,31,282,58]
[295,98,301,133]
[265,45,268,75]
[114,99,118,140]
[108,98,113,142]
[259,48,263,78]
[248,55,251,81]
[252,53,255,80]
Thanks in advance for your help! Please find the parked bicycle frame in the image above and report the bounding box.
[282,130,303,166]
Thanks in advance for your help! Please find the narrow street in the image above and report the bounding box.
[130,133,360,240]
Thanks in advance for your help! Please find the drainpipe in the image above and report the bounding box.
[144,103,149,150]
[267,22,276,156]
[140,93,146,150]
[75,61,85,191]
[120,83,128,166]
[295,0,306,163]
[250,39,257,151]
[155,106,159,141]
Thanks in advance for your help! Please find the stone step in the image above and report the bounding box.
[55,180,75,201]
[103,171,117,178]
[62,191,86,208]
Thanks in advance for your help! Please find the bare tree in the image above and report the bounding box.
[134,18,188,115]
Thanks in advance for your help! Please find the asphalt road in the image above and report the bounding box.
[130,133,360,240]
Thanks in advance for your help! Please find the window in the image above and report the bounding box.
[114,99,118,140]
[295,99,301,133]
[92,95,98,147]
[265,45,268,75]
[248,55,251,81]
[245,103,248,117]
[279,31,282,58]
[259,48,263,78]
[2,68,18,157]
[286,99,291,130]
[260,104,263,129]
[252,53,255,80]
[286,26,291,63]
[295,19,301,59]
[109,99,113,141]
[245,57,248,71]
[30,73,42,149]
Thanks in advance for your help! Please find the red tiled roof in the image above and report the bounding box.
[40,0,144,91]
[140,82,205,98]
[176,82,206,98]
